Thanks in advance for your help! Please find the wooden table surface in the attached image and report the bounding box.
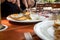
[0,18,42,40]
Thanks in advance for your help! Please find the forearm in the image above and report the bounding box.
[0,0,5,3]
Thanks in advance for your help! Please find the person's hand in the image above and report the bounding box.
[7,0,35,8]
[22,0,35,8]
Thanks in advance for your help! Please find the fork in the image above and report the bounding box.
[24,32,33,40]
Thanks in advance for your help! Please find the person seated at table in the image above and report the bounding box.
[1,0,36,17]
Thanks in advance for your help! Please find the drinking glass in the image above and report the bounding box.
[51,10,60,21]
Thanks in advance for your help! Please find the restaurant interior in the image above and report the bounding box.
[0,0,60,40]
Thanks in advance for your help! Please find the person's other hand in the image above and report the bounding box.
[27,0,35,8]
[1,0,5,3]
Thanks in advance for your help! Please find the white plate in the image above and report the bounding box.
[6,14,46,23]
[34,20,55,40]
[0,25,8,32]
[47,26,54,37]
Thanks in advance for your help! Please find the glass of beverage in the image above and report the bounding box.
[51,10,60,20]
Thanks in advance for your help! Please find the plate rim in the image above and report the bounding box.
[0,24,8,32]
[34,20,54,40]
[6,15,46,23]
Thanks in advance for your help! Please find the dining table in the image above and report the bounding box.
[0,17,42,40]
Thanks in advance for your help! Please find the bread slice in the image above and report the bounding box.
[54,20,60,40]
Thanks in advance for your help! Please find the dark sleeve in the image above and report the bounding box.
[1,1,20,17]
[20,0,26,11]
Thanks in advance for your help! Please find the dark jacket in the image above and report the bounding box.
[1,0,36,17]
